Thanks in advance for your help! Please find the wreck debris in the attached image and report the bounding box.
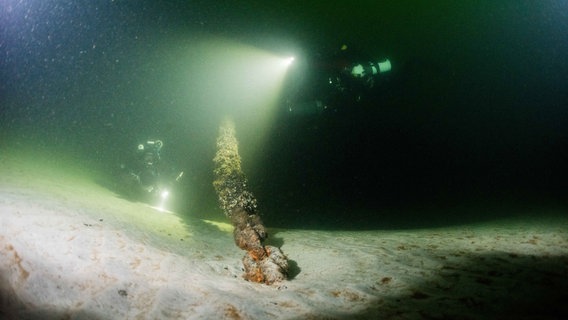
[213,119,288,284]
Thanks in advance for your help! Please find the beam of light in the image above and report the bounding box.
[169,37,297,159]
[177,37,294,114]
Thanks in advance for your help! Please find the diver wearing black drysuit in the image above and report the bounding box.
[135,139,164,194]
[120,139,183,202]
[284,45,392,116]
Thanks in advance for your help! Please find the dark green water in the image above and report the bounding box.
[1,1,567,229]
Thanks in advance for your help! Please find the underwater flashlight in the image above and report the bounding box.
[283,56,295,67]
[155,188,171,212]
[175,171,184,182]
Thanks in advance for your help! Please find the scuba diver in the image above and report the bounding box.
[135,139,164,194]
[119,139,183,208]
[284,44,392,116]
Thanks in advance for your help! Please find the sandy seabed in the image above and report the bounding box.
[1,151,568,320]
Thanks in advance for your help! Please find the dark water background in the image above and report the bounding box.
[2,0,567,229]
